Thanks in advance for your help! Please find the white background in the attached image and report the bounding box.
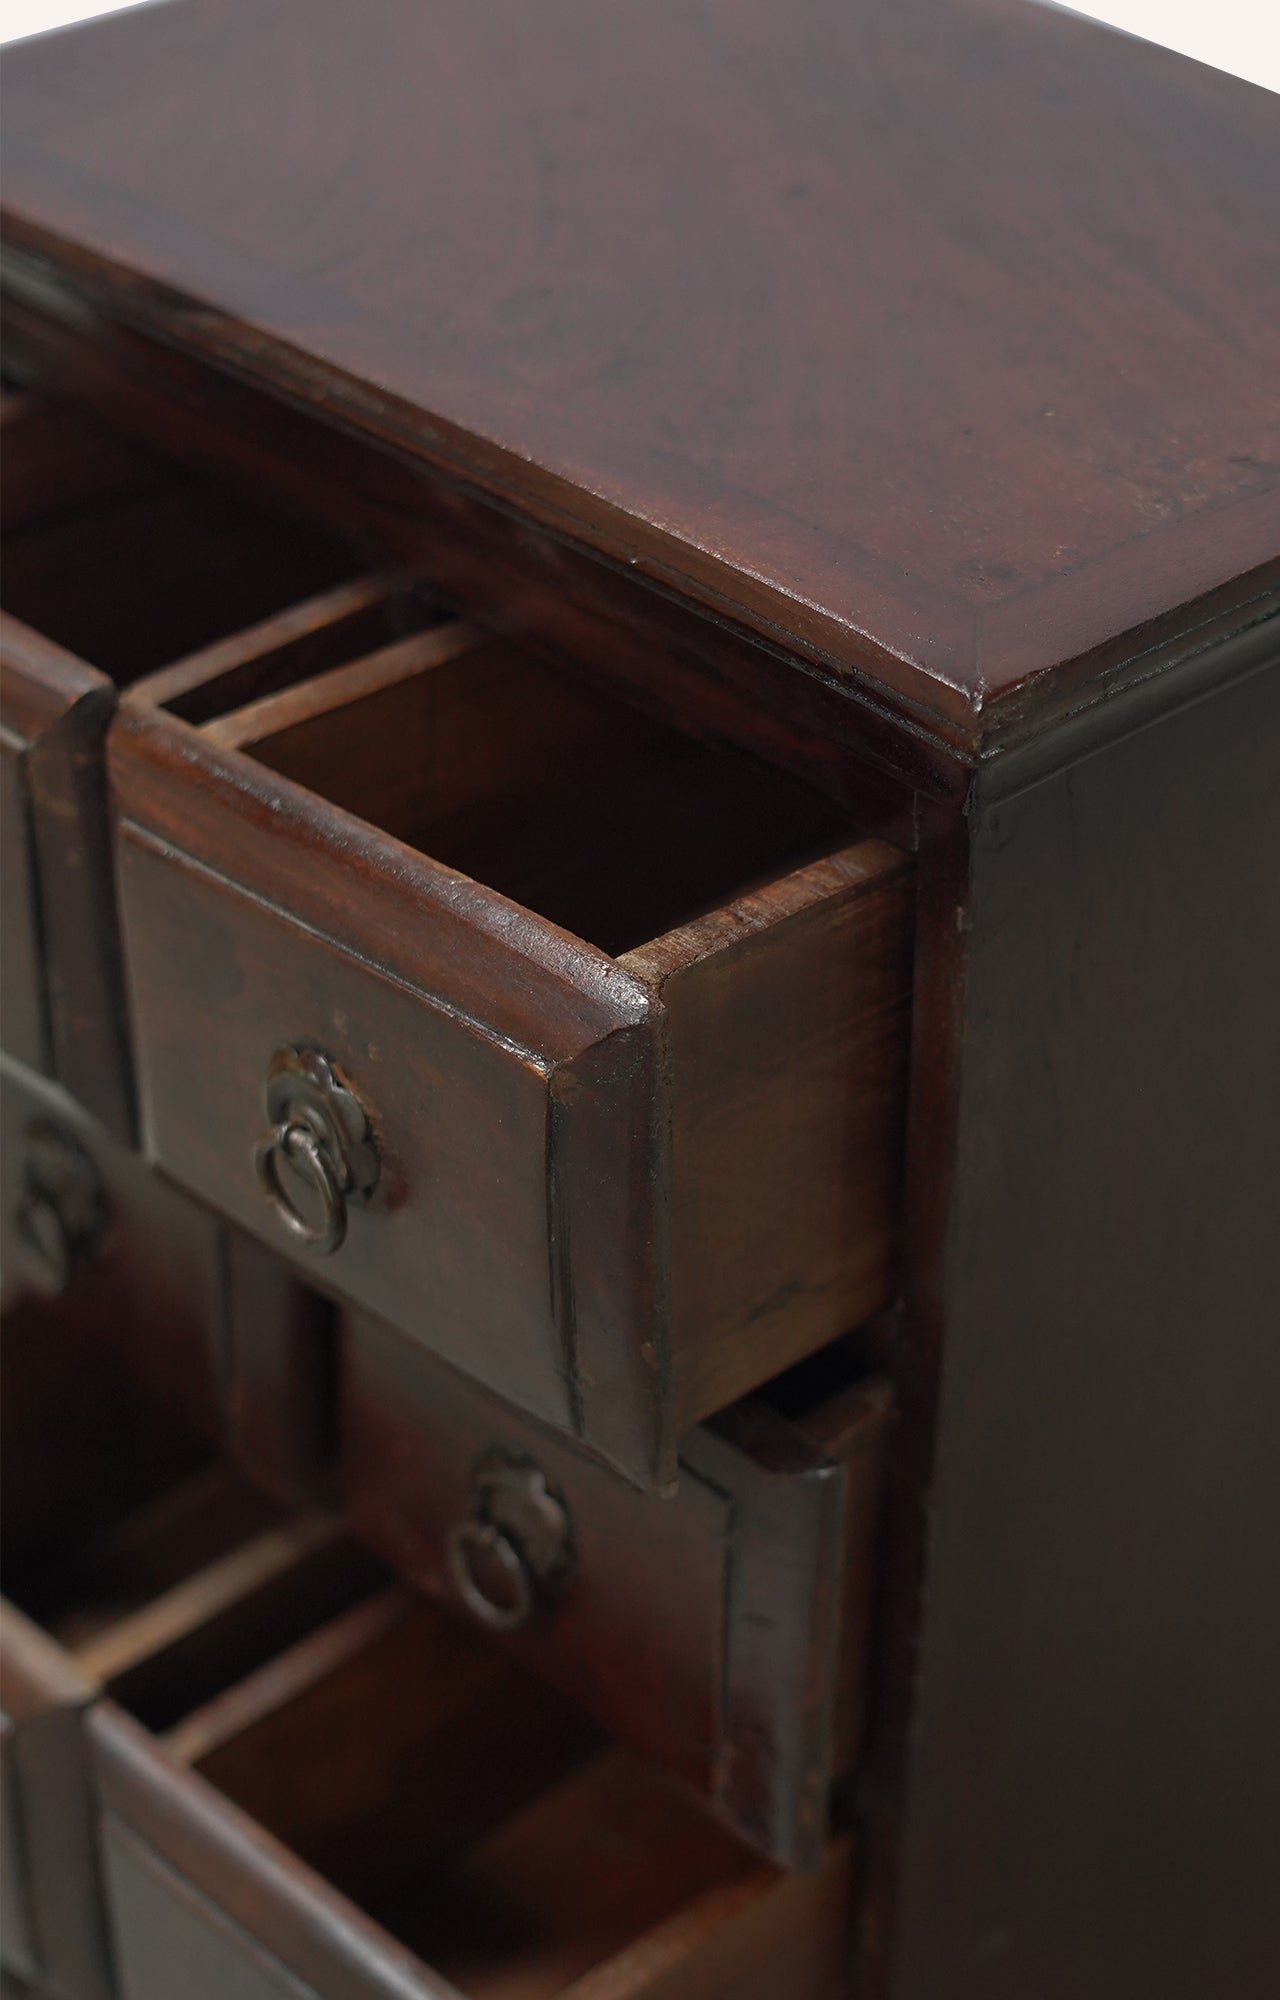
[0,0,1277,92]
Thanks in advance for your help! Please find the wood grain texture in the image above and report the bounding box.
[127,573,431,723]
[340,1309,730,1796]
[110,679,907,1486]
[0,285,957,803]
[340,1308,890,1867]
[887,651,1280,1998]
[91,1619,850,2000]
[623,844,914,1425]
[3,0,1278,749]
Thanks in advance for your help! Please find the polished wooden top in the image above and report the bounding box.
[3,0,1278,747]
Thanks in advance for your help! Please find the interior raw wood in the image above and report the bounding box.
[130,573,443,724]
[93,1583,854,2000]
[230,638,859,956]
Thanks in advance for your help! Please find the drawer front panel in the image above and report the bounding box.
[0,1058,225,1535]
[119,832,582,1442]
[341,1311,730,1796]
[111,655,909,1490]
[342,1309,891,1866]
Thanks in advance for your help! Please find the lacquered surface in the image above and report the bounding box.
[3,0,1277,742]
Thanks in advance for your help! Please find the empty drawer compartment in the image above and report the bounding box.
[92,1585,855,2000]
[111,622,914,1488]
[0,388,379,1135]
[1,1345,375,2000]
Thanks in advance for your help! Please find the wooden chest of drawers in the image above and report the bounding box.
[2,3,1277,1997]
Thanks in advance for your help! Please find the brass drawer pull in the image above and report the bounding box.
[253,1046,379,1257]
[446,1451,574,1633]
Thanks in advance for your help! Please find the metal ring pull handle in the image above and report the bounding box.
[254,1046,379,1257]
[254,1118,349,1255]
[446,1451,574,1634]
[447,1518,538,1632]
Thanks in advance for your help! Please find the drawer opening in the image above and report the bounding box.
[169,1587,776,1999]
[224,634,859,956]
[1,1328,381,1733]
[131,572,447,725]
[0,394,357,685]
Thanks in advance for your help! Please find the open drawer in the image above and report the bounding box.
[111,609,914,1488]
[91,1583,855,2000]
[0,1372,378,2000]
[0,388,372,1137]
[341,1306,891,1869]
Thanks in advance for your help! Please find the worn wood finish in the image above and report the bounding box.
[91,1589,854,2000]
[0,285,948,807]
[110,647,910,1486]
[0,1476,359,2000]
[127,574,437,725]
[3,6,1275,1990]
[0,396,358,1134]
[622,850,913,1419]
[341,1308,890,1866]
[3,0,1278,751]
[0,1338,383,2000]
[0,617,132,1136]
[0,1057,226,1549]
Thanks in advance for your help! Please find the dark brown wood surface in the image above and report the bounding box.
[109,643,909,1487]
[340,1308,890,1866]
[3,0,1278,750]
[0,615,132,1138]
[0,1057,225,1554]
[91,1590,855,2000]
[880,642,1280,1998]
[0,717,46,1080]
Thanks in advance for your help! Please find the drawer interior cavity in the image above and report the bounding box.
[1,1318,379,1731]
[156,1587,775,2000]
[214,629,859,955]
[0,391,362,685]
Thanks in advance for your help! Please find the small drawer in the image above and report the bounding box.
[1,1053,336,1523]
[341,1307,890,1868]
[1,1358,377,2000]
[111,619,914,1488]
[0,390,361,1136]
[1,1055,227,1521]
[91,1585,855,2000]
